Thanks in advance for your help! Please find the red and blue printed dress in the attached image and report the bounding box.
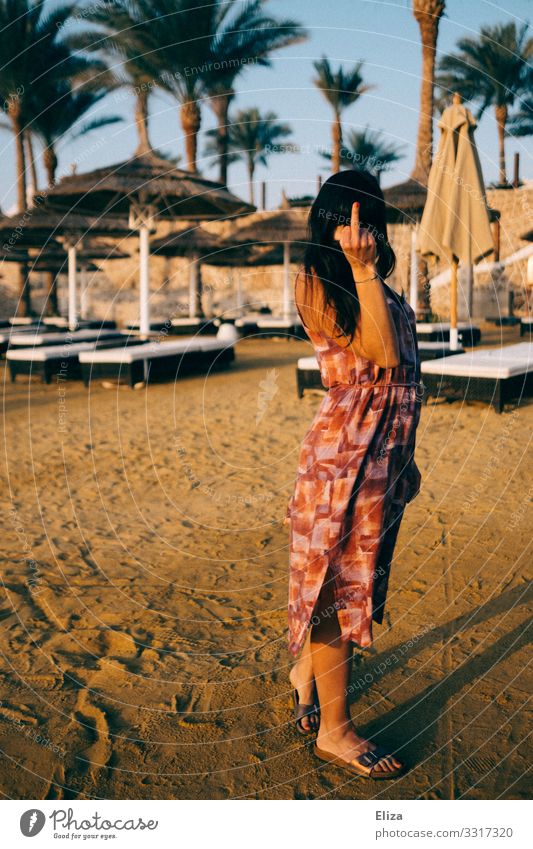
[285,277,422,657]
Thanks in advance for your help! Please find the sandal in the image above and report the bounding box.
[292,688,320,735]
[313,742,405,779]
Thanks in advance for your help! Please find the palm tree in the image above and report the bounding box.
[69,0,172,157]
[0,0,80,213]
[411,1,446,185]
[321,127,405,184]
[436,22,533,185]
[0,0,97,315]
[78,0,217,170]
[29,86,122,186]
[204,1,306,185]
[205,108,292,204]
[313,57,374,174]
[507,93,533,140]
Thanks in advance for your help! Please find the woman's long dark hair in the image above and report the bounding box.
[304,168,396,342]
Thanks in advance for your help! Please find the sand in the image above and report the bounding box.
[0,327,531,800]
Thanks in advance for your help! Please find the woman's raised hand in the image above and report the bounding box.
[339,202,378,282]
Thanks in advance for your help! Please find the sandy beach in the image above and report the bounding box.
[1,327,531,800]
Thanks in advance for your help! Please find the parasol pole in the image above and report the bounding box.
[450,255,459,350]
[67,243,77,330]
[130,203,154,340]
[189,254,201,318]
[65,237,83,331]
[139,224,150,337]
[283,241,291,319]
[409,225,419,314]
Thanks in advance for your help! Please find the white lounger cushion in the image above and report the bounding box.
[416,322,477,332]
[256,317,301,328]
[418,341,462,350]
[9,329,120,346]
[78,337,229,365]
[296,345,463,375]
[7,342,97,361]
[298,356,319,370]
[422,347,533,379]
[170,318,209,326]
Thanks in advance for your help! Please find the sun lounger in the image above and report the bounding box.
[9,328,124,348]
[421,343,533,412]
[296,343,464,397]
[0,323,55,355]
[6,335,142,383]
[520,317,533,338]
[125,317,218,336]
[416,322,481,346]
[485,316,520,327]
[235,315,306,339]
[78,328,237,387]
[169,317,218,335]
[41,317,117,330]
[8,317,36,326]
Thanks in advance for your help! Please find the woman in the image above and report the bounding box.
[285,169,422,779]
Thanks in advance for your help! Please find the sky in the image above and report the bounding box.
[1,0,531,212]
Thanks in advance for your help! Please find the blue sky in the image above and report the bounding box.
[1,0,531,211]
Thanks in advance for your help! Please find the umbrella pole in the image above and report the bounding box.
[409,226,419,314]
[450,256,459,350]
[189,254,202,318]
[283,242,291,319]
[139,223,151,338]
[67,243,78,331]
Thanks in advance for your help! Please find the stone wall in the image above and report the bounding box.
[1,186,531,322]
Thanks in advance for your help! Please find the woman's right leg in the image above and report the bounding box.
[310,572,402,773]
[289,630,317,732]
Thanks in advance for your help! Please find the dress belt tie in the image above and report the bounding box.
[328,380,423,392]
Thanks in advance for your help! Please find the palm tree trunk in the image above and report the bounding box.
[134,89,152,156]
[210,91,232,185]
[17,262,32,318]
[495,103,508,186]
[411,2,445,185]
[332,112,342,173]
[9,103,31,315]
[9,103,27,214]
[180,99,201,173]
[417,257,432,320]
[247,158,255,205]
[43,146,58,187]
[25,132,38,200]
[45,271,59,316]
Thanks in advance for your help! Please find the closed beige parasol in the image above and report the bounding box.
[417,93,494,347]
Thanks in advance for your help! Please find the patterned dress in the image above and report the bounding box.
[286,277,423,657]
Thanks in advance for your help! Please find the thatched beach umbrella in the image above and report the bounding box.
[209,204,309,319]
[44,153,253,336]
[417,94,494,348]
[0,212,132,328]
[151,225,227,318]
[27,242,130,321]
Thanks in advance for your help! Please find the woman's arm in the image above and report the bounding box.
[338,201,400,368]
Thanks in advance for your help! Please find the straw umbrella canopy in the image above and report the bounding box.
[152,226,306,317]
[44,153,254,336]
[207,204,309,318]
[0,212,132,327]
[416,94,494,348]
